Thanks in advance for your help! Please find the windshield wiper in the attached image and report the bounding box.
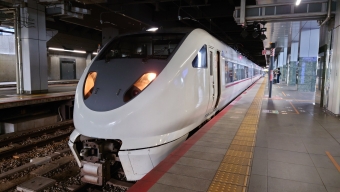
[105,49,121,63]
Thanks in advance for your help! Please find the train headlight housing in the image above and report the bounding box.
[133,73,156,91]
[124,72,157,102]
[83,72,97,100]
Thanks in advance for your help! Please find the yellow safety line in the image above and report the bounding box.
[262,98,314,102]
[207,79,266,192]
[326,151,340,172]
[288,101,300,114]
[282,92,286,97]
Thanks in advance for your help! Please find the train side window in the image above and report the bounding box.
[224,61,229,83]
[192,45,207,68]
[233,64,238,81]
[239,65,245,79]
[225,61,233,83]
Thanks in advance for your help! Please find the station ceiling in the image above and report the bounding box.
[47,0,266,66]
[0,0,267,66]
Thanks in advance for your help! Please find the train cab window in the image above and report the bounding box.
[192,45,207,68]
[97,33,186,61]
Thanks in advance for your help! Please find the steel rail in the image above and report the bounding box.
[0,121,73,148]
[0,131,72,159]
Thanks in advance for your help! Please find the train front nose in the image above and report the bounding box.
[82,59,165,112]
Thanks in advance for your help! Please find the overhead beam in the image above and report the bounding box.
[46,19,101,41]
[234,1,336,24]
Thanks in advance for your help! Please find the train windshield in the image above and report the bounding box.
[97,33,186,61]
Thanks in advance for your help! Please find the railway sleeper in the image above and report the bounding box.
[106,178,134,190]
[0,148,70,180]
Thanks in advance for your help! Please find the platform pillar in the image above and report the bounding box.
[297,25,319,92]
[281,48,288,83]
[318,20,332,107]
[327,1,340,114]
[278,53,283,68]
[21,0,48,94]
[288,42,299,86]
[86,53,92,66]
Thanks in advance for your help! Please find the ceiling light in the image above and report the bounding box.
[48,47,86,54]
[48,47,64,51]
[93,52,98,55]
[146,27,158,32]
[72,50,87,54]
[296,0,301,5]
[252,31,259,38]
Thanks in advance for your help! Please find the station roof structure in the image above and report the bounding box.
[0,0,266,66]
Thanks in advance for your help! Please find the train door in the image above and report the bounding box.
[207,47,219,114]
[214,51,221,109]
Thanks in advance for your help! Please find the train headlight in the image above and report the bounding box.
[133,73,157,91]
[124,72,157,102]
[83,72,97,100]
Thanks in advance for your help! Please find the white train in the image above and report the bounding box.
[68,28,262,185]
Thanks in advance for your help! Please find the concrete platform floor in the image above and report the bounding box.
[249,82,340,192]
[128,78,340,192]
[0,83,76,109]
[0,84,77,98]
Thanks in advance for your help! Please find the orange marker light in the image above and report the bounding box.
[134,73,157,91]
[84,72,97,99]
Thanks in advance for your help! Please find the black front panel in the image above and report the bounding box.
[84,59,167,111]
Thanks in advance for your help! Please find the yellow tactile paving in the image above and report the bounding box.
[231,140,255,147]
[226,150,253,159]
[218,163,250,175]
[236,129,257,134]
[238,127,257,131]
[213,171,248,186]
[209,181,246,192]
[228,145,253,152]
[222,156,252,166]
[237,128,257,133]
[235,132,256,138]
[233,136,256,142]
[208,79,266,192]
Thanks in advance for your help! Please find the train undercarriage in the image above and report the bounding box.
[69,135,128,186]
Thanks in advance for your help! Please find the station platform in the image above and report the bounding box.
[0,80,78,88]
[0,82,77,109]
[128,78,340,192]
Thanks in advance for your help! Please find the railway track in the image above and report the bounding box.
[0,120,73,147]
[0,120,132,192]
[0,121,74,159]
[0,148,75,192]
[0,85,250,192]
